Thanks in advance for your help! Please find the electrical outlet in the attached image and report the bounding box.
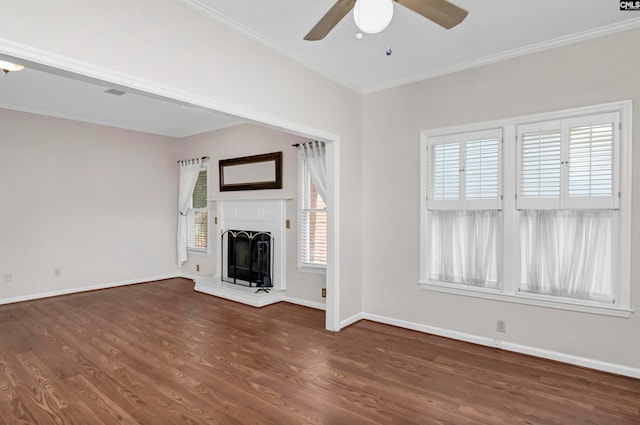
[321,288,326,298]
[497,320,506,333]
[3,273,12,284]
[54,268,61,276]
[196,264,200,272]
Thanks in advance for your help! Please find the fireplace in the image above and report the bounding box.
[223,230,273,289]
[195,198,288,305]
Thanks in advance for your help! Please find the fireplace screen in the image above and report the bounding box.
[222,230,273,290]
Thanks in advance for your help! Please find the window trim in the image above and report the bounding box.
[419,100,633,318]
[187,164,209,254]
[297,150,327,273]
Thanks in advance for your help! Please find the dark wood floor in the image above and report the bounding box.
[0,278,638,424]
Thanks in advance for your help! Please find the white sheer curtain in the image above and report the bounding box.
[300,141,327,203]
[177,158,204,267]
[430,210,499,288]
[520,210,613,302]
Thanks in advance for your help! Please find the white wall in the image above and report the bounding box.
[0,109,178,301]
[0,0,363,320]
[177,124,326,305]
[361,28,640,369]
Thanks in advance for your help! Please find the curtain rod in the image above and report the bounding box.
[292,141,324,147]
[177,156,209,163]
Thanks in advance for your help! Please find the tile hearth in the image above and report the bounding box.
[193,278,285,307]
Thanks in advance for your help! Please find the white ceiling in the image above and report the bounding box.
[177,0,640,93]
[0,64,244,138]
[1,1,639,137]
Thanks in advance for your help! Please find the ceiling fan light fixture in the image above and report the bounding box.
[0,60,25,74]
[353,0,394,34]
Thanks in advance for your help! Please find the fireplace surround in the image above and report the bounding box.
[194,197,290,306]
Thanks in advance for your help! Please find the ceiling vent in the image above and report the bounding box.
[104,88,126,96]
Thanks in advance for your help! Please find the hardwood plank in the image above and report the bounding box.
[0,397,41,425]
[13,351,70,410]
[0,277,638,424]
[64,374,140,425]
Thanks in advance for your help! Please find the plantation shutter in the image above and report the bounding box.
[429,141,460,209]
[516,112,618,210]
[516,121,562,209]
[427,128,502,210]
[565,113,619,209]
[187,169,208,251]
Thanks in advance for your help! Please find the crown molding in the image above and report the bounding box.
[364,17,640,94]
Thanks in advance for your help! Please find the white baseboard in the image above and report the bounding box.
[0,273,181,306]
[359,312,640,379]
[362,313,499,348]
[180,273,199,281]
[340,312,365,329]
[501,341,640,379]
[282,296,326,311]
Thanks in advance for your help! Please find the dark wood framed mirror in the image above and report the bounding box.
[219,151,283,191]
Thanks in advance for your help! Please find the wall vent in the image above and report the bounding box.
[104,88,126,96]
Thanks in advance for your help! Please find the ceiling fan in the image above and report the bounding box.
[304,0,468,41]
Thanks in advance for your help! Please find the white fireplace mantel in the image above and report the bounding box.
[207,196,293,202]
[194,197,291,307]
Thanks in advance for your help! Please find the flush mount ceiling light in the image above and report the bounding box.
[353,0,394,34]
[0,59,25,75]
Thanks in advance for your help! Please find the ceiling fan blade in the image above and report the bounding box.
[396,0,468,29]
[304,0,356,41]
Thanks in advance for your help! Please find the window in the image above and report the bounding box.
[426,129,502,289]
[516,113,619,303]
[420,102,631,317]
[298,154,327,270]
[187,167,208,252]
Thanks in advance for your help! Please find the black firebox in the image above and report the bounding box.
[223,230,273,290]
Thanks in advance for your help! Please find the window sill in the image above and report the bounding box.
[187,249,210,257]
[418,281,633,318]
[297,265,326,275]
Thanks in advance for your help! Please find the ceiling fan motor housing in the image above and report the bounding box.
[353,0,395,34]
